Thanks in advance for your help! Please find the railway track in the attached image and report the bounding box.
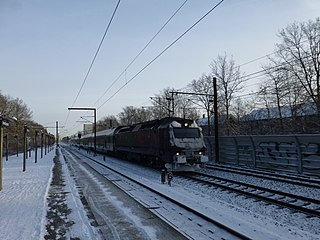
[180,172,320,218]
[62,147,252,240]
[206,163,320,189]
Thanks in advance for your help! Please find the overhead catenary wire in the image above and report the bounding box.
[97,0,226,110]
[71,0,121,108]
[161,54,318,109]
[229,55,319,102]
[66,0,188,132]
[68,0,189,132]
[214,34,320,91]
[93,0,189,107]
[238,34,320,68]
[64,0,121,128]
[62,9,318,135]
[223,53,316,89]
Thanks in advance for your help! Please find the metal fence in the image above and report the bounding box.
[204,134,320,175]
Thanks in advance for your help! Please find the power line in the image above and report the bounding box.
[74,0,188,129]
[64,0,121,128]
[238,34,320,68]
[71,0,121,108]
[92,0,189,107]
[97,0,226,110]
[231,53,315,87]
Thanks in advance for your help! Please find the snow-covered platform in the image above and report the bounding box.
[0,149,55,240]
[0,147,187,239]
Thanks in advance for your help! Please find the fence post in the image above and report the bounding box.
[249,136,256,168]
[4,134,8,161]
[294,135,303,174]
[0,124,4,190]
[233,137,239,165]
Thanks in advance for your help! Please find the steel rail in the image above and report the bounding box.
[181,172,320,218]
[63,147,252,240]
[206,163,320,188]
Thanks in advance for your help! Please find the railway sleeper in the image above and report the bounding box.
[245,188,258,193]
[273,195,286,200]
[286,198,298,203]
[255,190,266,195]
[301,202,311,207]
[260,192,275,198]
[309,204,320,211]
[294,200,310,207]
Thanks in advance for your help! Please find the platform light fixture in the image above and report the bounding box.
[0,115,17,191]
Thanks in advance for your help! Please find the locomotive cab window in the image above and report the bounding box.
[173,128,200,138]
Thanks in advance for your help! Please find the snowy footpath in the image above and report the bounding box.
[0,149,54,239]
[0,147,97,240]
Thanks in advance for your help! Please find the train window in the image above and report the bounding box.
[173,128,200,138]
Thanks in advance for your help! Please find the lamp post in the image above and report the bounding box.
[35,131,39,163]
[0,116,17,191]
[23,125,29,172]
[68,107,97,154]
[41,131,44,158]
[14,135,19,157]
[45,134,47,155]
[4,134,8,161]
[0,117,9,191]
[213,77,219,163]
[28,136,31,158]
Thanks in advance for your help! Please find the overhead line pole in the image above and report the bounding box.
[68,108,97,154]
[213,77,219,163]
[169,90,215,135]
[170,77,220,163]
[56,121,59,147]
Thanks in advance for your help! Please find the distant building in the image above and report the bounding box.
[242,102,317,121]
[83,124,93,135]
[196,103,319,135]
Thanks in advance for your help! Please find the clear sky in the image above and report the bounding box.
[1,0,319,136]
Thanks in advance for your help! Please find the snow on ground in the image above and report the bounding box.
[75,148,320,240]
[0,147,96,240]
[1,145,320,240]
[0,149,55,240]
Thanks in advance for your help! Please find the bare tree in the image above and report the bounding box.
[0,93,32,120]
[275,17,320,114]
[178,96,199,120]
[0,92,47,152]
[150,88,174,118]
[118,106,151,125]
[150,87,198,120]
[233,97,255,122]
[150,95,169,119]
[189,74,214,120]
[96,115,119,130]
[261,64,291,130]
[9,97,33,121]
[210,53,245,120]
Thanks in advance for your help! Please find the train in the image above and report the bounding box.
[70,117,209,171]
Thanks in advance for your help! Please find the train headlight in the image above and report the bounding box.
[176,152,180,156]
[198,151,203,155]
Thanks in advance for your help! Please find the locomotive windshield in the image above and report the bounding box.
[173,128,200,138]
